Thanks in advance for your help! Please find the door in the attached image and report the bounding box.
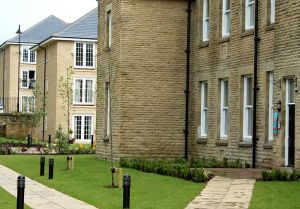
[285,79,295,167]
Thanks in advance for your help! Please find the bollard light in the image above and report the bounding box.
[123,174,131,209]
[48,135,51,147]
[91,135,94,146]
[17,175,25,209]
[40,156,45,176]
[49,158,54,179]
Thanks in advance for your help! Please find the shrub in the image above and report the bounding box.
[261,169,300,181]
[55,125,69,154]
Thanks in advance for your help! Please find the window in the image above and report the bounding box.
[245,0,255,30]
[106,10,112,48]
[73,115,93,140]
[21,46,36,64]
[21,96,35,113]
[220,79,229,138]
[105,82,110,137]
[243,76,253,139]
[267,72,273,141]
[21,70,36,89]
[74,78,95,105]
[74,43,95,68]
[222,0,231,37]
[203,0,210,41]
[270,0,276,24]
[199,81,208,138]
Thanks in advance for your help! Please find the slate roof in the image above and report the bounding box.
[52,8,98,40]
[4,15,68,45]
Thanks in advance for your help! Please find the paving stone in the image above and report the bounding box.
[185,176,255,209]
[0,165,98,209]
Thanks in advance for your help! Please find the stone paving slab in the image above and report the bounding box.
[0,164,98,209]
[185,176,255,209]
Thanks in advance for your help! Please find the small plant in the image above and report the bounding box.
[55,125,68,154]
[261,169,300,181]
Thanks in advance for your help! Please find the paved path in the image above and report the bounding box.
[0,165,98,209]
[185,176,255,209]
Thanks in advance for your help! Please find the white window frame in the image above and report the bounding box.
[222,0,231,37]
[200,81,208,138]
[21,45,36,64]
[245,0,255,30]
[107,10,112,48]
[270,0,275,24]
[72,114,94,141]
[73,78,95,105]
[243,76,253,140]
[202,0,210,41]
[220,79,229,138]
[73,42,96,69]
[105,82,111,137]
[20,96,35,113]
[20,70,36,89]
[268,72,274,141]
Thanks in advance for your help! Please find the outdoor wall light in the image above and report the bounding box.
[277,100,282,112]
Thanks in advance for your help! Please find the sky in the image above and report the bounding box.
[0,0,98,44]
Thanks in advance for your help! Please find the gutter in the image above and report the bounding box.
[252,0,260,168]
[184,0,193,160]
[38,46,47,142]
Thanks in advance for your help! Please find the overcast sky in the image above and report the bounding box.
[0,0,97,44]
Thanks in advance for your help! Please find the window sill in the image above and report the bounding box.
[73,66,95,70]
[105,47,112,52]
[196,138,207,145]
[72,104,96,107]
[216,139,228,146]
[198,41,209,49]
[238,140,252,148]
[103,136,109,143]
[263,141,273,149]
[219,36,230,43]
[240,29,254,38]
[265,24,275,31]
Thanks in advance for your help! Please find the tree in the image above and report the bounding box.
[58,66,74,141]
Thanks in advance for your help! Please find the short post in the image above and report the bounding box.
[40,156,45,176]
[17,175,25,209]
[123,174,131,209]
[67,156,74,170]
[91,135,94,147]
[48,135,51,147]
[49,158,54,179]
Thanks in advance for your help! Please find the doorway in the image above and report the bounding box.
[285,79,295,167]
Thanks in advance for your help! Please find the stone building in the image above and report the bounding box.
[96,0,300,168]
[0,16,68,112]
[33,8,98,143]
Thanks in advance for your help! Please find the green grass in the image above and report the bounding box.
[0,186,31,209]
[249,181,300,209]
[0,155,203,209]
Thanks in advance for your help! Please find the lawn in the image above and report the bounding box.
[0,186,31,209]
[249,181,300,209]
[0,155,203,209]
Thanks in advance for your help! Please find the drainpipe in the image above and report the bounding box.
[184,0,193,160]
[252,0,260,168]
[38,46,47,142]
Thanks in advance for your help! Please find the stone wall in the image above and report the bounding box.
[0,114,29,139]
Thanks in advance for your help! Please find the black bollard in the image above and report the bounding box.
[91,135,94,146]
[40,156,45,176]
[123,174,131,209]
[17,175,25,209]
[48,135,51,147]
[49,158,54,179]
